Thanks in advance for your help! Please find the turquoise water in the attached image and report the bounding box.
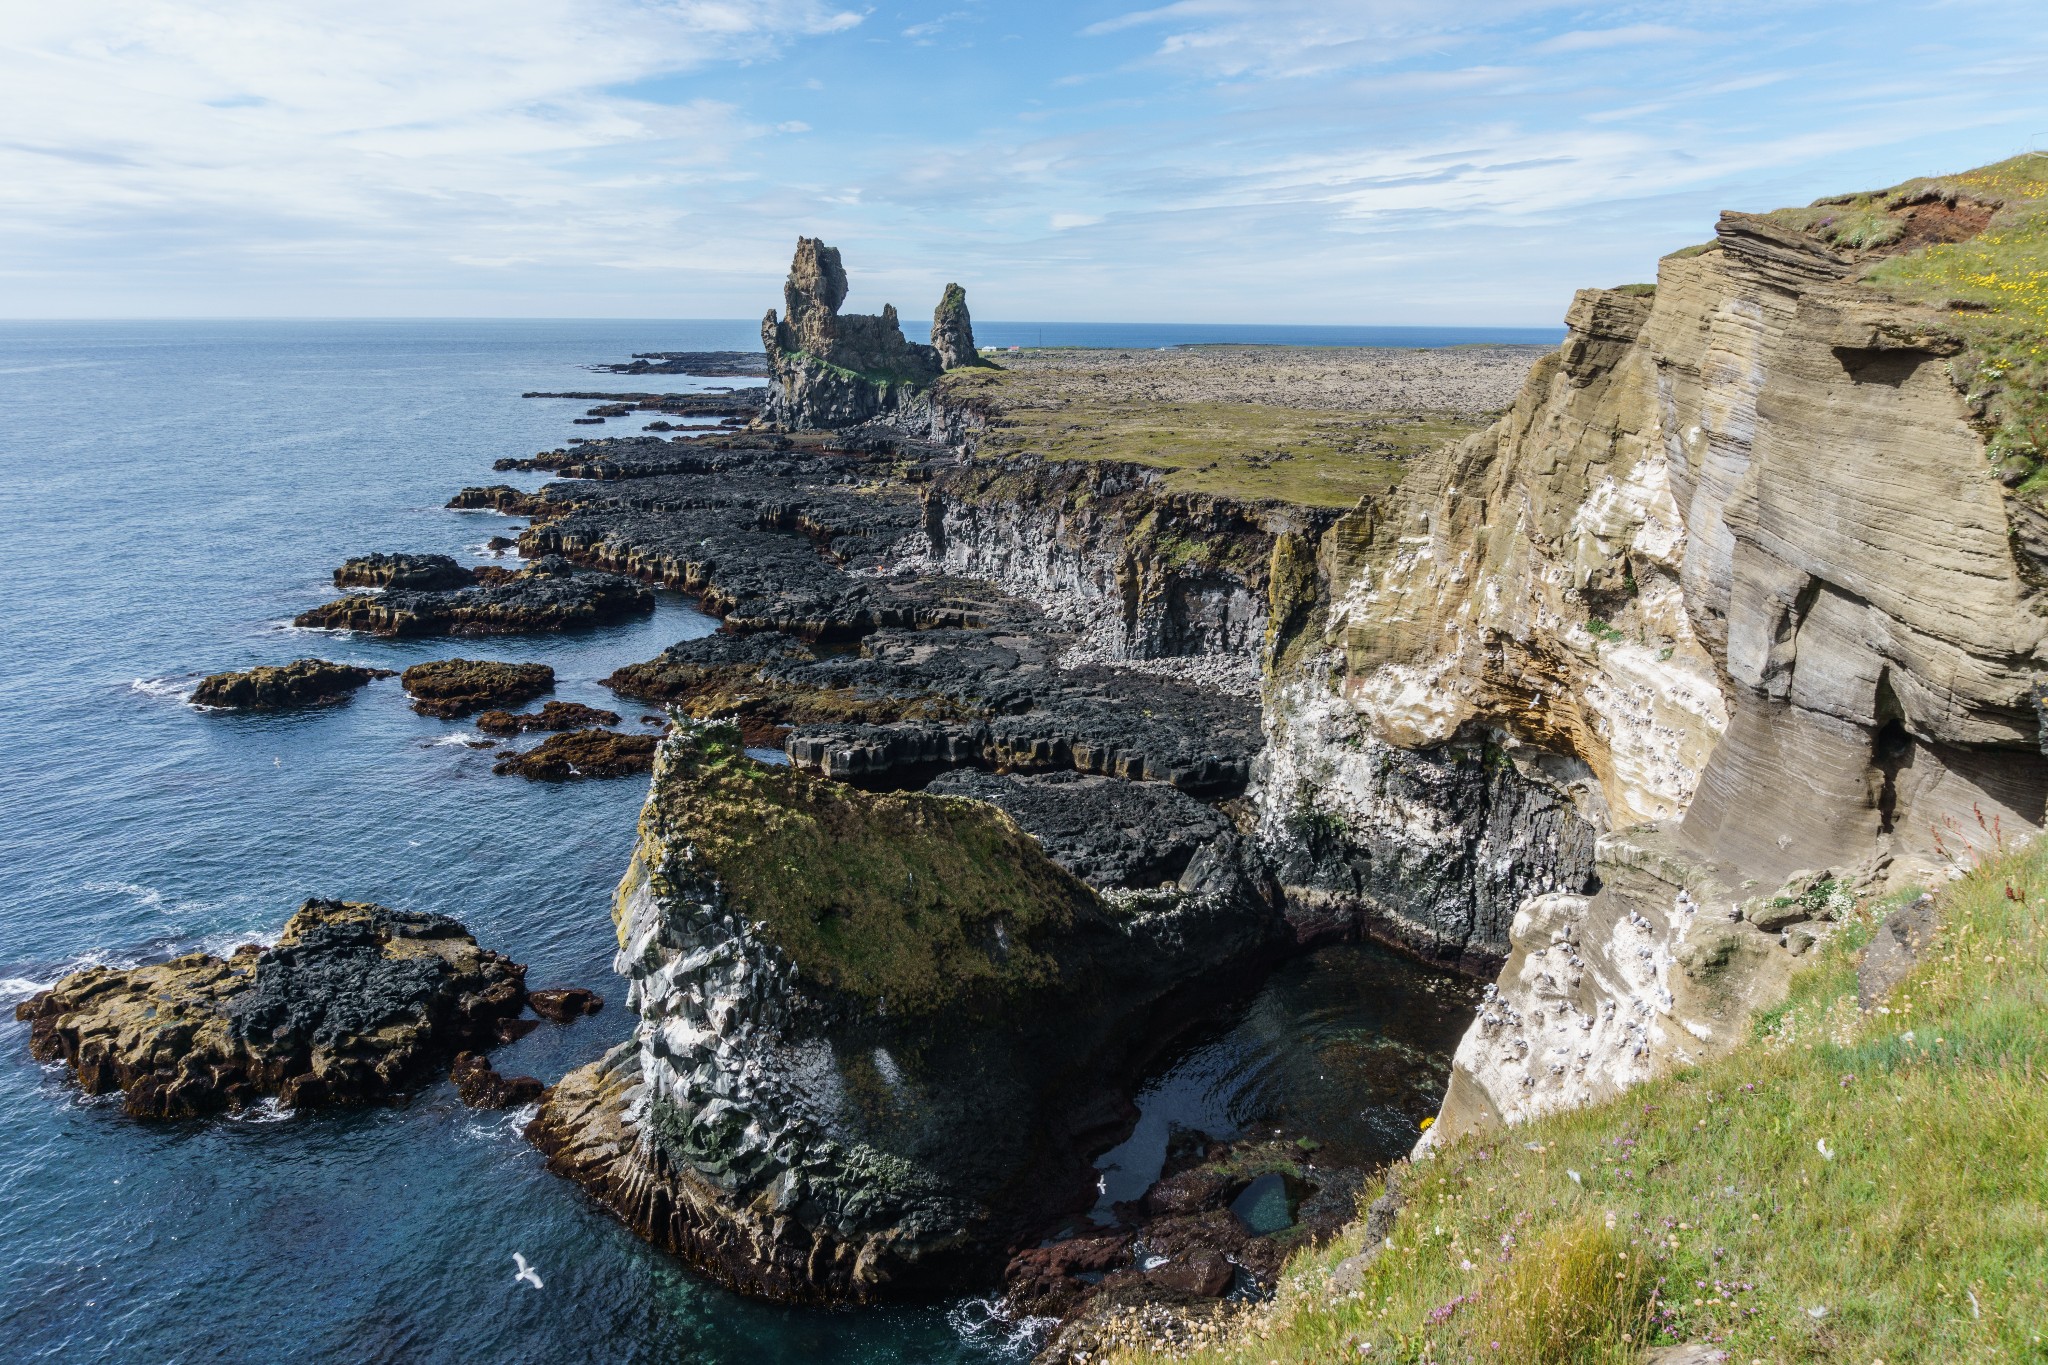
[0,320,1491,1362]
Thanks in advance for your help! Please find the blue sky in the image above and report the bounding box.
[5,1,2047,323]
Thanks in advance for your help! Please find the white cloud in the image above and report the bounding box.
[1534,24,1699,53]
[1049,212,1103,230]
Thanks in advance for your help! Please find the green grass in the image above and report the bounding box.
[937,367,1479,508]
[1112,839,2048,1364]
[1850,153,2048,472]
[642,722,1102,1014]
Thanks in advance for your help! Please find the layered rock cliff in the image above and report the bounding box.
[1252,172,2048,1144]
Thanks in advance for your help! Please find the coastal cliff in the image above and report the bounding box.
[529,722,1284,1302]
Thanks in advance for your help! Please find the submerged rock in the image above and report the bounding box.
[294,555,652,636]
[16,899,527,1118]
[400,659,554,718]
[332,552,476,591]
[491,728,659,781]
[528,986,604,1021]
[450,1052,545,1109]
[190,658,393,711]
[527,722,1285,1303]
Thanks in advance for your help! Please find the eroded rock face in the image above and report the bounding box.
[527,723,1285,1303]
[190,659,393,710]
[930,283,987,372]
[400,659,554,717]
[295,555,652,636]
[1301,203,2048,1146]
[16,900,526,1118]
[760,239,984,429]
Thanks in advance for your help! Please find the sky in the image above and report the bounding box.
[4,1,2047,324]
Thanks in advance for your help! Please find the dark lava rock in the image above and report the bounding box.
[925,770,1233,889]
[485,535,518,553]
[492,728,658,781]
[190,658,393,711]
[450,1052,545,1109]
[16,899,526,1119]
[527,723,1289,1305]
[332,552,476,591]
[528,987,604,1022]
[401,659,554,718]
[294,555,653,637]
[588,350,768,377]
[1007,1135,1355,1353]
[448,485,554,517]
[474,700,622,735]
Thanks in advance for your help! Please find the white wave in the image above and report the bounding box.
[194,924,280,957]
[946,1297,1057,1358]
[232,1096,295,1124]
[426,731,487,748]
[462,1099,541,1142]
[0,975,55,1003]
[131,675,199,703]
[81,879,166,910]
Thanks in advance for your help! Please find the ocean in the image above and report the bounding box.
[0,320,1496,1362]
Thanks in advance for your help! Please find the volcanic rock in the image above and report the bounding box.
[473,700,622,735]
[400,659,554,718]
[761,238,954,429]
[332,552,476,591]
[526,722,1287,1304]
[527,987,604,1022]
[491,728,658,781]
[450,1052,545,1109]
[16,899,526,1118]
[294,555,652,636]
[930,282,990,372]
[190,659,393,711]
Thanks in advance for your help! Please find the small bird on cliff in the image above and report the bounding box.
[512,1252,543,1289]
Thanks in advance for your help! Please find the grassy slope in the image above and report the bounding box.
[937,364,1479,509]
[1112,840,2048,1363]
[643,723,1103,1014]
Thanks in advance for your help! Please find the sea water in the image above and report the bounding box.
[0,320,1493,1362]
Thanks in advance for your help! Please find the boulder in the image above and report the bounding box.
[190,659,393,710]
[400,659,554,718]
[528,987,604,1022]
[473,700,621,735]
[16,899,526,1118]
[491,728,658,781]
[332,552,476,591]
[450,1052,545,1109]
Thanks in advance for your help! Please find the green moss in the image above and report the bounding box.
[1611,282,1657,297]
[643,723,1102,1014]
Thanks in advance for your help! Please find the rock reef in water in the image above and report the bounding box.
[761,238,988,429]
[528,722,1284,1303]
[491,727,658,781]
[474,700,622,735]
[190,658,393,710]
[400,659,555,718]
[294,554,652,636]
[16,899,527,1118]
[332,552,476,591]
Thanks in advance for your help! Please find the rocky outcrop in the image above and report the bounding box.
[930,283,988,372]
[760,239,986,429]
[295,555,652,636]
[1246,192,2048,1146]
[16,899,526,1118]
[922,770,1232,889]
[527,722,1285,1303]
[491,728,659,781]
[474,700,621,735]
[400,659,554,717]
[451,1051,545,1109]
[190,659,393,710]
[332,552,476,591]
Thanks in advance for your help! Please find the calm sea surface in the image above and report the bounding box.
[0,320,1493,1362]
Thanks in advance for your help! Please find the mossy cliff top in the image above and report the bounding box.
[639,723,1106,1014]
[1773,151,2048,476]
